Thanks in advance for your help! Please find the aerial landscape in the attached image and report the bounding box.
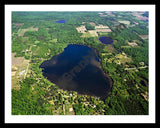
[11,11,149,115]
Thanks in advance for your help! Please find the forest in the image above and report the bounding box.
[11,11,149,115]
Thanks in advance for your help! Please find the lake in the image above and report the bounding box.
[40,44,112,100]
[56,20,66,23]
[99,36,113,44]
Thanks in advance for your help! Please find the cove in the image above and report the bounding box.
[39,44,112,100]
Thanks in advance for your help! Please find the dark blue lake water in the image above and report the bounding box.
[56,20,66,23]
[99,36,113,44]
[40,44,112,100]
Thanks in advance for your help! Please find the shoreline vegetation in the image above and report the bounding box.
[12,11,148,115]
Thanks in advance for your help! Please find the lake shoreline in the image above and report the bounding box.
[40,43,113,101]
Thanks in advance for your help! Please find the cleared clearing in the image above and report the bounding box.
[105,45,115,53]
[118,20,130,25]
[18,27,39,36]
[14,23,24,27]
[81,32,92,37]
[115,52,132,64]
[89,22,96,26]
[95,24,112,32]
[76,23,112,38]
[126,40,138,47]
[12,53,29,90]
[81,30,98,37]
[88,30,98,37]
[76,25,86,33]
[131,12,148,21]
[139,35,148,39]
[134,31,148,40]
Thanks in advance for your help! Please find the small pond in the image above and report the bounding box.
[56,20,66,23]
[99,36,113,44]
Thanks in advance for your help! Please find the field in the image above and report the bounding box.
[76,25,86,33]
[105,44,115,53]
[81,30,98,37]
[12,53,29,90]
[139,35,148,39]
[126,40,138,47]
[105,52,132,65]
[131,12,148,21]
[95,24,112,32]
[17,27,39,36]
[77,24,112,37]
[115,52,132,64]
[118,20,130,25]
[14,23,24,27]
